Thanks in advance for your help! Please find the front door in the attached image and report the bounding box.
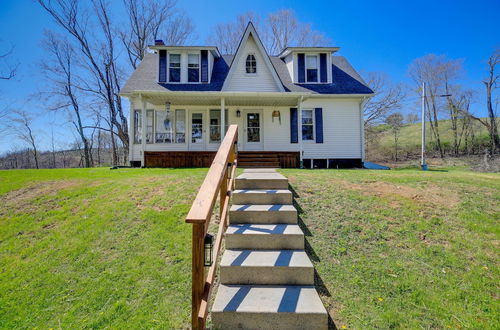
[189,111,205,150]
[243,110,263,151]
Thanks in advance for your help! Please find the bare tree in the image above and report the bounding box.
[482,48,500,153]
[9,111,40,169]
[409,54,463,158]
[0,42,18,80]
[266,9,330,55]
[208,9,330,55]
[364,72,406,127]
[37,0,129,165]
[120,0,194,69]
[385,112,404,161]
[406,113,419,124]
[444,86,474,156]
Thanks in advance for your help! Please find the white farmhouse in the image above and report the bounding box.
[120,22,373,168]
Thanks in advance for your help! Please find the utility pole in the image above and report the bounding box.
[421,82,427,170]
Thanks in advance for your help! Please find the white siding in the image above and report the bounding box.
[224,35,280,92]
[128,99,363,162]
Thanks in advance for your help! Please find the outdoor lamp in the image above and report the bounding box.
[236,109,241,117]
[204,234,214,267]
[165,102,171,115]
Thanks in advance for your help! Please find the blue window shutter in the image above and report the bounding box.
[297,54,305,83]
[159,50,167,83]
[315,108,323,143]
[290,108,298,143]
[320,53,327,83]
[201,50,208,83]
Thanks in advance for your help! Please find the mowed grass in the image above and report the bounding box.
[0,167,207,329]
[0,167,499,329]
[281,168,499,329]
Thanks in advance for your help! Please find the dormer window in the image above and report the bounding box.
[306,55,318,83]
[169,54,181,82]
[188,54,200,82]
[246,54,256,74]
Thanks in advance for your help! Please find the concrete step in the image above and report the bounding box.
[220,249,314,285]
[235,172,288,189]
[230,204,297,224]
[233,189,293,205]
[212,284,328,330]
[226,224,304,250]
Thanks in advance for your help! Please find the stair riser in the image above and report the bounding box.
[235,179,289,190]
[226,234,304,250]
[230,210,297,224]
[212,313,328,330]
[233,193,293,205]
[220,267,314,285]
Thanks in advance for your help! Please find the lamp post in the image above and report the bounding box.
[420,82,451,171]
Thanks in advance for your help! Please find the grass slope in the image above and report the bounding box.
[0,167,498,328]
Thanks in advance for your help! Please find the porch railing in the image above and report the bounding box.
[185,124,238,329]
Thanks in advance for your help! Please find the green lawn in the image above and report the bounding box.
[0,167,498,329]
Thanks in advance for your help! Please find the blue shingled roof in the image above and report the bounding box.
[120,53,374,95]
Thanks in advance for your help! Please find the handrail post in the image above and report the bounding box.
[192,222,205,330]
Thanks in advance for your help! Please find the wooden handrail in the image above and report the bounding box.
[186,124,238,330]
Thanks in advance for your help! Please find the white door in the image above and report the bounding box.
[243,110,263,151]
[189,111,205,150]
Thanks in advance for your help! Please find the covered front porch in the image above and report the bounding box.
[130,92,307,167]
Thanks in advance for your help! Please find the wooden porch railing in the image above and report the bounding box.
[185,125,238,329]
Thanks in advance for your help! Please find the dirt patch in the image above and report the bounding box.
[1,180,83,210]
[333,179,460,208]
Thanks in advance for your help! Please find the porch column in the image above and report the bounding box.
[298,96,304,168]
[220,97,226,139]
[141,96,147,166]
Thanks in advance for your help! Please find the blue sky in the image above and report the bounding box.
[0,0,499,153]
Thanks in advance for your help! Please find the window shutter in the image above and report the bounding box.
[201,50,208,83]
[290,108,298,143]
[319,53,327,83]
[315,108,323,143]
[297,54,305,83]
[159,50,167,83]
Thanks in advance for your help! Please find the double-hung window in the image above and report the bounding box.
[175,109,186,143]
[188,54,200,82]
[169,54,181,82]
[209,109,228,143]
[302,109,314,141]
[146,110,154,143]
[133,110,142,144]
[155,111,173,143]
[306,55,318,83]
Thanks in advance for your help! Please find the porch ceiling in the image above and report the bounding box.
[142,93,301,107]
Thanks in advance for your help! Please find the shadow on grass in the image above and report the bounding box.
[290,183,336,330]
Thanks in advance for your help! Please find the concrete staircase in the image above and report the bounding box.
[212,169,327,329]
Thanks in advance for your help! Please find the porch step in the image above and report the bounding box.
[235,172,288,189]
[230,204,297,224]
[211,284,328,330]
[238,152,280,159]
[233,189,293,205]
[220,249,313,285]
[226,224,304,250]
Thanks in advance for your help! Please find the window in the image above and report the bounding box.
[209,109,228,143]
[175,109,186,143]
[306,55,318,83]
[133,110,142,144]
[169,54,181,82]
[188,54,200,82]
[155,111,173,143]
[246,54,256,74]
[146,110,154,143]
[302,109,314,141]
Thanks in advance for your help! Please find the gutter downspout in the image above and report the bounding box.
[360,96,369,164]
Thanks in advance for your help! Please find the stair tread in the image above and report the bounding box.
[233,189,291,195]
[230,204,296,212]
[236,172,287,180]
[221,249,312,268]
[212,284,327,314]
[227,224,302,235]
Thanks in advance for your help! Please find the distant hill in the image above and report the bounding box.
[367,118,495,161]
